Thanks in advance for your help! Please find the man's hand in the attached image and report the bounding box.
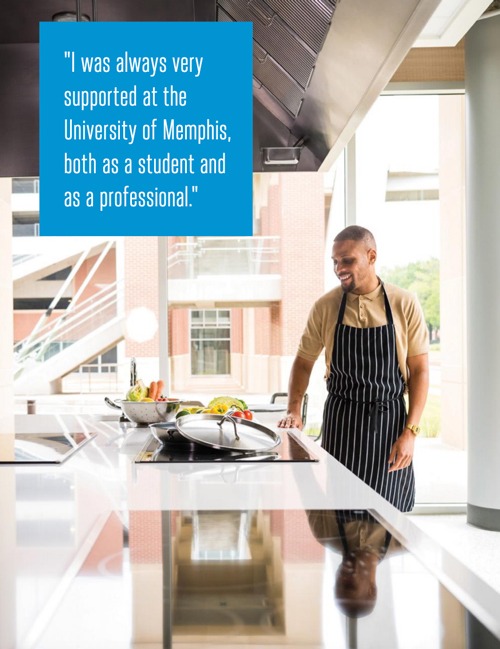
[278,356,314,431]
[388,429,415,472]
[278,412,303,430]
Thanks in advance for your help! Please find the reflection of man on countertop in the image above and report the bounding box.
[306,509,401,619]
[279,226,429,512]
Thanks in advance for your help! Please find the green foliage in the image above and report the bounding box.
[419,394,441,438]
[381,258,440,331]
[404,394,440,438]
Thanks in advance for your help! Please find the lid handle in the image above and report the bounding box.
[217,408,240,442]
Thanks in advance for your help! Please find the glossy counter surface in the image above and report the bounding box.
[1,414,499,648]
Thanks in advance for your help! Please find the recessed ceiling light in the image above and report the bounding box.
[52,12,90,22]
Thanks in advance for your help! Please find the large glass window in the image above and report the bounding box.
[190,309,231,376]
[9,166,343,426]
[355,93,466,505]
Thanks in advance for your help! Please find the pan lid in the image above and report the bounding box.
[175,412,280,452]
[246,403,287,412]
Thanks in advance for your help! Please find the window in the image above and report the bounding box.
[12,178,39,194]
[190,309,231,376]
[355,93,466,505]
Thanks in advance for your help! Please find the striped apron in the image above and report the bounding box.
[322,284,415,512]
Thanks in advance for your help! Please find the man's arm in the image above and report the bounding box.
[277,355,315,429]
[388,353,429,472]
[406,352,430,428]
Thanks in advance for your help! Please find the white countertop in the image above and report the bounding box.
[2,413,500,647]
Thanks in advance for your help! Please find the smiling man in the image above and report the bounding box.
[278,226,429,512]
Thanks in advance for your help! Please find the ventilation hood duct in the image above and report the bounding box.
[229,0,445,172]
[0,0,444,177]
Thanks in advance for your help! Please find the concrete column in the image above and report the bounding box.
[0,179,16,647]
[158,237,169,392]
[465,15,500,530]
[0,179,14,439]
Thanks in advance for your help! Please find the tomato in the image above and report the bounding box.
[232,411,245,418]
[242,410,253,420]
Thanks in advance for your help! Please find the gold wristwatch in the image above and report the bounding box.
[405,424,421,436]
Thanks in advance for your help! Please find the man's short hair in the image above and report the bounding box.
[334,226,377,251]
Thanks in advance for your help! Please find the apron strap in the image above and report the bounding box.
[337,293,348,325]
[336,281,395,326]
[381,283,395,326]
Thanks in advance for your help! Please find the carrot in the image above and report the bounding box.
[149,381,157,401]
[157,380,165,399]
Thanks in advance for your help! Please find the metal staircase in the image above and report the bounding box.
[13,237,112,285]
[14,282,125,395]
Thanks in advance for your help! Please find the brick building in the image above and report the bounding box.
[12,173,331,400]
[125,172,327,395]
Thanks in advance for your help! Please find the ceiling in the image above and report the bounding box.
[415,0,492,46]
[0,0,198,43]
[0,0,449,177]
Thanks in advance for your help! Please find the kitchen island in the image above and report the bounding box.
[1,414,499,648]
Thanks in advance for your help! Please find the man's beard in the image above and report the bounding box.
[340,277,356,293]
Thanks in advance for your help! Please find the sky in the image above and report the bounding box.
[355,95,441,269]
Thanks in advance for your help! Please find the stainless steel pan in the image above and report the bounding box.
[150,411,280,452]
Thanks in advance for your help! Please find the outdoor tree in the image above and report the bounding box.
[381,258,440,340]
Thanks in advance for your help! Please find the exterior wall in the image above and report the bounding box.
[13,247,117,346]
[10,170,328,399]
[255,307,272,355]
[169,309,189,392]
[122,237,160,385]
[75,247,116,301]
[170,309,188,356]
[13,311,62,342]
[230,307,244,388]
[231,308,243,354]
[279,173,326,357]
[169,173,326,396]
[229,173,326,397]
[11,173,328,396]
[124,237,159,360]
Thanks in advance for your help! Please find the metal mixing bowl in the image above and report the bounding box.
[105,397,181,425]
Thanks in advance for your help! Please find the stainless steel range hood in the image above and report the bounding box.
[244,0,446,171]
[0,0,444,177]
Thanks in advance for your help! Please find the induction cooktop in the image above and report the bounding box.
[134,430,319,463]
[0,432,97,464]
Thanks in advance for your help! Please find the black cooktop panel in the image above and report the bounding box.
[135,430,318,463]
[0,432,97,464]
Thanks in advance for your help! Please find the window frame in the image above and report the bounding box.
[350,87,467,511]
[189,308,232,377]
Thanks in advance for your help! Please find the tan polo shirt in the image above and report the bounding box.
[306,510,403,559]
[297,279,429,390]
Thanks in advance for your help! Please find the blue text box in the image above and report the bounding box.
[39,21,253,236]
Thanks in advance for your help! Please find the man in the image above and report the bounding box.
[306,509,398,619]
[278,226,429,512]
